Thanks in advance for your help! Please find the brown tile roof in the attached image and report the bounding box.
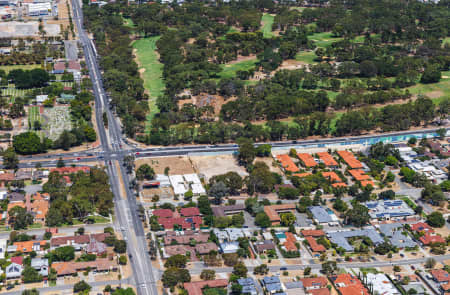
[264,204,296,223]
[0,173,15,181]
[180,207,200,217]
[411,222,434,233]
[301,230,325,237]
[211,204,245,217]
[50,166,90,174]
[13,240,46,253]
[194,242,218,255]
[51,233,109,247]
[309,288,330,295]
[51,258,116,276]
[254,240,275,253]
[164,233,209,245]
[297,153,318,167]
[184,279,228,295]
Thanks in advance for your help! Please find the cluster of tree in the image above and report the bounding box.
[83,4,148,138]
[6,69,49,89]
[44,168,114,226]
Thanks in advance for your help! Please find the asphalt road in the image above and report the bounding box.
[189,254,450,275]
[70,1,157,294]
[10,127,449,168]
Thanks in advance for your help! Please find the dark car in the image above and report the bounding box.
[280,267,287,271]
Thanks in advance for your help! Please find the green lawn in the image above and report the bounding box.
[408,71,450,103]
[218,58,258,79]
[309,31,342,48]
[443,37,450,46]
[132,36,165,130]
[295,51,317,64]
[28,106,43,130]
[261,13,275,38]
[122,16,135,29]
[0,64,41,73]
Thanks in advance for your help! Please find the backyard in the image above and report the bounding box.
[261,13,275,38]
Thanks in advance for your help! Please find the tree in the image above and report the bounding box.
[280,212,296,226]
[114,240,127,253]
[304,267,311,276]
[8,206,34,230]
[255,212,271,228]
[254,264,269,275]
[112,288,136,295]
[231,213,245,227]
[333,198,348,212]
[2,147,18,169]
[22,289,39,295]
[165,254,188,268]
[345,204,370,227]
[427,211,445,228]
[233,262,248,278]
[73,280,91,293]
[237,138,256,167]
[22,266,43,283]
[200,269,216,280]
[161,268,191,288]
[56,157,65,168]
[136,164,155,181]
[209,181,228,205]
[119,255,127,265]
[222,253,239,266]
[13,132,48,155]
[421,65,441,84]
[321,261,337,275]
[50,246,75,261]
[425,258,436,268]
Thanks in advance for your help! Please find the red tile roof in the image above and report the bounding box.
[420,234,445,245]
[411,222,434,233]
[158,216,202,230]
[264,204,296,224]
[332,274,369,295]
[180,207,200,217]
[348,169,370,181]
[284,232,298,252]
[293,172,312,178]
[184,279,228,295]
[317,152,338,167]
[297,153,318,167]
[306,236,326,252]
[10,256,23,265]
[309,288,331,295]
[152,209,173,218]
[276,154,299,172]
[322,171,341,182]
[337,151,363,169]
[360,180,375,187]
[431,269,450,283]
[301,230,325,237]
[0,173,15,181]
[332,182,347,188]
[301,277,328,289]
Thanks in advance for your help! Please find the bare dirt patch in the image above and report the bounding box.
[178,93,236,115]
[136,156,196,175]
[190,154,248,181]
[278,59,307,70]
[254,157,283,174]
[426,90,444,99]
[226,54,257,65]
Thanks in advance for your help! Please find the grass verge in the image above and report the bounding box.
[132,36,165,131]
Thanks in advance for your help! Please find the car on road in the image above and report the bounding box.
[411,266,415,270]
[280,267,287,271]
[400,253,404,257]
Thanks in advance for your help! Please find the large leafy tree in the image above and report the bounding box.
[345,203,370,227]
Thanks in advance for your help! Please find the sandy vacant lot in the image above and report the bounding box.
[255,157,283,174]
[136,156,195,175]
[190,154,248,181]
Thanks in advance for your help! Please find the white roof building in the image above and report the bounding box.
[0,191,7,200]
[27,2,51,16]
[169,174,205,197]
[169,175,187,196]
[365,273,400,295]
[184,174,201,184]
[191,183,206,195]
[36,94,48,103]
[0,239,7,259]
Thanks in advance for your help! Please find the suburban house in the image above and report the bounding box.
[183,279,228,295]
[31,258,49,277]
[6,263,23,279]
[264,204,296,226]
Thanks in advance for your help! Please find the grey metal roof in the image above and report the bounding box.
[309,206,332,223]
[365,200,415,219]
[379,223,403,237]
[284,281,303,289]
[327,227,384,251]
[390,230,416,248]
